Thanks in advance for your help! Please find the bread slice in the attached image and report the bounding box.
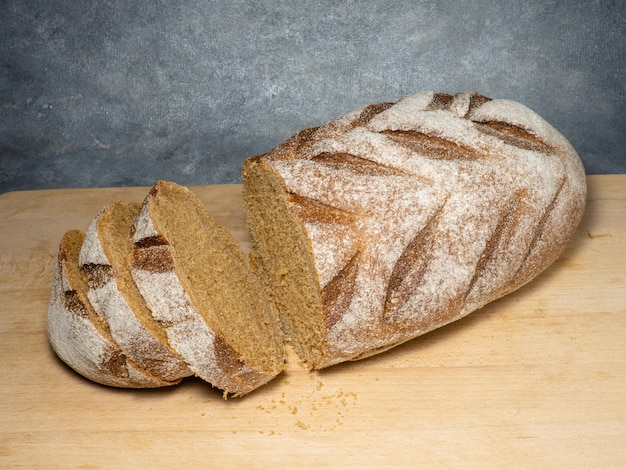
[47,230,174,388]
[79,201,193,382]
[242,91,587,369]
[129,181,285,396]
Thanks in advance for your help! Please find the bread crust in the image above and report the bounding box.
[243,91,587,368]
[47,230,172,388]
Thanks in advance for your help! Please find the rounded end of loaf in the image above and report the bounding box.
[47,230,176,389]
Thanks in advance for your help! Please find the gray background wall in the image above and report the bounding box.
[1,0,625,194]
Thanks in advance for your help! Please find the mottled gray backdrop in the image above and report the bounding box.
[1,0,625,194]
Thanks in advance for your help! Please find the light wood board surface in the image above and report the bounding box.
[1,175,625,469]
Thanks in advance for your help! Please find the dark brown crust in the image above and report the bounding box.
[383,129,481,160]
[134,234,168,249]
[383,204,444,321]
[64,290,89,318]
[424,92,454,111]
[131,244,176,273]
[322,249,361,330]
[475,121,556,154]
[212,335,269,397]
[467,93,493,115]
[81,263,114,290]
[288,192,362,225]
[353,102,395,126]
[311,152,410,176]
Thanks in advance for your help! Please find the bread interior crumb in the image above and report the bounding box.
[243,159,326,368]
[99,201,173,348]
[149,181,284,374]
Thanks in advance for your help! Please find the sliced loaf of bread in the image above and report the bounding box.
[48,90,587,394]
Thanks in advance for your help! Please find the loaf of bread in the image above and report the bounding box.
[47,230,175,388]
[48,90,586,394]
[242,90,587,369]
[129,181,285,396]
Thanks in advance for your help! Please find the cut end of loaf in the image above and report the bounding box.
[242,156,328,369]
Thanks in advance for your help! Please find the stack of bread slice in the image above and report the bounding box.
[48,181,286,397]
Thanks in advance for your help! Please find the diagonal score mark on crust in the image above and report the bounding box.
[81,263,114,290]
[321,248,361,331]
[212,335,270,393]
[353,102,395,127]
[463,190,529,304]
[424,91,491,115]
[424,92,454,111]
[466,93,493,116]
[64,290,90,318]
[287,191,363,225]
[133,234,168,249]
[381,129,481,160]
[474,121,558,154]
[131,244,176,274]
[511,175,568,285]
[310,151,411,176]
[383,203,445,321]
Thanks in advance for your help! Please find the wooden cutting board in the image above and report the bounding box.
[1,175,625,468]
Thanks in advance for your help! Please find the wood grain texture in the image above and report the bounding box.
[1,176,625,468]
